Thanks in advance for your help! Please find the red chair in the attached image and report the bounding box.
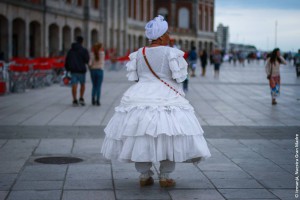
[8,64,30,92]
[0,62,6,95]
[52,59,65,83]
[32,63,53,88]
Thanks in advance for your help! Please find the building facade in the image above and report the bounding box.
[0,0,108,60]
[0,0,214,61]
[155,0,215,52]
[216,23,229,52]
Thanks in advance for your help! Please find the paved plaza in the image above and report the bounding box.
[0,61,299,200]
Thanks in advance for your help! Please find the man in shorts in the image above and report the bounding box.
[65,36,89,106]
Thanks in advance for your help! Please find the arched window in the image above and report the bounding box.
[157,7,168,22]
[77,0,82,6]
[92,0,99,9]
[178,7,189,29]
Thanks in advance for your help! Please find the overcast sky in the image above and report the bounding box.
[214,0,300,52]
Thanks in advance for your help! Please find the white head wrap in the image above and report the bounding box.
[145,15,168,40]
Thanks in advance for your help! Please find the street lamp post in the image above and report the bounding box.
[275,20,278,48]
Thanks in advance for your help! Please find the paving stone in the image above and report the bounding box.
[113,170,140,180]
[0,160,26,173]
[219,189,277,199]
[62,190,115,200]
[111,162,135,171]
[116,189,170,200]
[199,163,243,172]
[13,180,63,190]
[278,164,294,173]
[169,189,225,200]
[258,179,294,189]
[203,171,252,179]
[210,178,263,189]
[19,165,67,181]
[114,179,161,190]
[64,179,113,190]
[246,171,293,180]
[173,178,215,189]
[7,190,61,200]
[0,139,39,154]
[0,140,7,148]
[270,189,295,200]
[72,139,103,154]
[34,139,73,155]
[0,174,17,190]
[0,191,8,200]
[66,164,111,180]
[171,171,210,180]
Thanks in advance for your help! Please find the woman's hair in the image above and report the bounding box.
[270,48,282,64]
[93,43,103,61]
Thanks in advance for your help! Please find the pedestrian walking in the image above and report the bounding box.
[265,48,287,105]
[109,50,118,71]
[213,49,222,78]
[89,43,105,106]
[200,50,208,76]
[101,15,211,188]
[294,49,300,77]
[65,36,89,106]
[183,51,189,92]
[188,46,197,77]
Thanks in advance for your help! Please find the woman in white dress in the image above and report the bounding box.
[101,15,211,187]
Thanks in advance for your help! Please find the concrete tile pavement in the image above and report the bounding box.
[0,61,299,200]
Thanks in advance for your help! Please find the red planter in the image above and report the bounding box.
[0,81,6,95]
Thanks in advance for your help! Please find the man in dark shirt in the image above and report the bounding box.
[65,36,89,106]
[188,46,197,77]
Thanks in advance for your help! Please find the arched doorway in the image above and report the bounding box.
[133,35,136,50]
[0,15,8,60]
[199,41,202,51]
[178,40,183,50]
[49,23,59,57]
[91,29,98,46]
[128,34,131,52]
[13,18,26,57]
[209,42,213,53]
[74,27,82,39]
[62,25,71,55]
[29,21,41,58]
[138,36,143,48]
[185,40,189,51]
[190,41,195,49]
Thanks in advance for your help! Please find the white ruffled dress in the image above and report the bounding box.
[101,46,211,163]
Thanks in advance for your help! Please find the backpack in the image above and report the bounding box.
[189,51,197,60]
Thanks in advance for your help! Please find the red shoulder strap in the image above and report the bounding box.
[142,47,183,97]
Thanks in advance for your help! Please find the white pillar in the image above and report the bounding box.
[7,19,13,59]
[131,0,134,19]
[70,27,74,44]
[45,23,49,57]
[25,20,30,57]
[58,24,63,54]
[202,5,205,31]
[136,0,140,20]
[194,0,199,32]
[207,8,211,32]
[143,0,147,21]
